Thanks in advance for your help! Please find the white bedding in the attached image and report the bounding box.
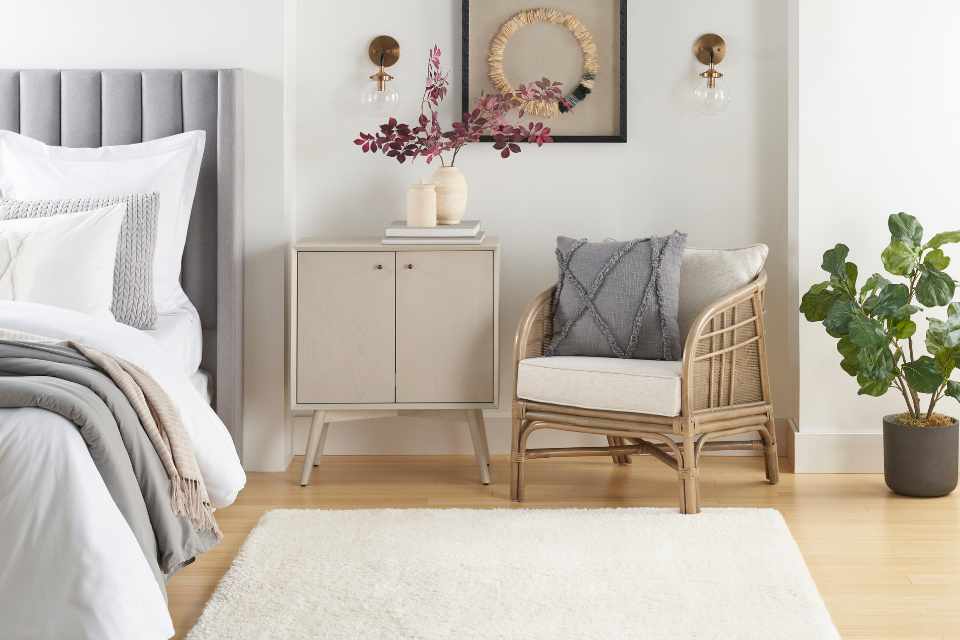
[144,298,204,375]
[0,301,245,640]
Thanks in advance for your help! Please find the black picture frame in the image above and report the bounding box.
[461,0,628,143]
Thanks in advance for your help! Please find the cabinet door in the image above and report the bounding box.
[396,251,495,403]
[296,251,396,404]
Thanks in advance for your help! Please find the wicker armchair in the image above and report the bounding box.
[511,271,779,514]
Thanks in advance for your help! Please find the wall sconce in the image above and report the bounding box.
[693,33,730,115]
[361,35,401,113]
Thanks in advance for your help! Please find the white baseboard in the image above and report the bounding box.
[794,431,883,473]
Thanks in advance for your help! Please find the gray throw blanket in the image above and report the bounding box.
[0,340,219,589]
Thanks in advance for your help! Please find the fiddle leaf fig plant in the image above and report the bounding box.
[801,213,960,423]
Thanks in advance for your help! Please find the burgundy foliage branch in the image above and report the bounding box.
[354,45,562,166]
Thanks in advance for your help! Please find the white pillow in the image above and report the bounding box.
[0,204,126,319]
[0,130,205,313]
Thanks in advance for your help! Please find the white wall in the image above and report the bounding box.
[292,0,791,460]
[0,0,291,471]
[795,1,960,470]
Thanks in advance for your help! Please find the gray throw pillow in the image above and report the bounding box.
[0,193,160,329]
[547,233,688,360]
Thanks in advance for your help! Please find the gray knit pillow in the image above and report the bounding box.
[547,233,688,360]
[0,193,159,329]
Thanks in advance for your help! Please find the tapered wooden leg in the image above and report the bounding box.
[465,409,492,485]
[313,418,330,467]
[300,411,327,486]
[680,435,700,514]
[763,415,780,485]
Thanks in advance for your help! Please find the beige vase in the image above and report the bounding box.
[432,166,468,224]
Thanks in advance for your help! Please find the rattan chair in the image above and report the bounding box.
[511,271,779,514]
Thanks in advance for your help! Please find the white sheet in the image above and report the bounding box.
[143,298,204,375]
[192,368,213,404]
[0,301,245,640]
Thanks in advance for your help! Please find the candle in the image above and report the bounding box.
[406,180,437,227]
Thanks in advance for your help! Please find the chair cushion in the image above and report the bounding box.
[516,356,682,416]
[546,233,687,361]
[679,245,768,340]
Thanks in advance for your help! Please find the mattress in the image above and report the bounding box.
[142,299,203,376]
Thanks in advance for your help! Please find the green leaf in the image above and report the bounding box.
[821,244,850,280]
[857,345,895,380]
[891,318,917,339]
[869,283,910,319]
[824,300,858,338]
[860,273,890,301]
[881,241,918,276]
[935,349,956,379]
[945,380,960,401]
[916,268,956,307]
[889,212,924,247]
[857,374,892,397]
[800,282,840,322]
[903,356,945,393]
[924,248,951,271]
[837,337,860,377]
[843,262,858,291]
[847,314,888,349]
[891,304,919,321]
[926,230,960,250]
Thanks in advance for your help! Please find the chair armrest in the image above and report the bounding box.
[512,287,555,369]
[680,271,771,415]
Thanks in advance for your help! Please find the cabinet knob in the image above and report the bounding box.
[374,264,384,270]
[405,263,415,270]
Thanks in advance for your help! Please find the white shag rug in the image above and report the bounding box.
[187,508,838,640]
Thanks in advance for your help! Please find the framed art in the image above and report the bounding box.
[461,0,627,143]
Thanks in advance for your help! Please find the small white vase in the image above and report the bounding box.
[405,181,437,227]
[432,166,468,224]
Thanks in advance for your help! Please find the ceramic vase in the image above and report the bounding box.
[432,166,468,224]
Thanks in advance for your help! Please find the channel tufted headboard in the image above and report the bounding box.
[0,69,244,457]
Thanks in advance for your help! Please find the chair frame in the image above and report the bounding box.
[510,271,779,514]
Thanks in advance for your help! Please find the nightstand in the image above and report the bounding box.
[289,238,500,486]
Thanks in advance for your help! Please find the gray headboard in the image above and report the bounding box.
[0,69,244,457]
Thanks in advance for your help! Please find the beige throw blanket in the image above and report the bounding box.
[72,342,221,539]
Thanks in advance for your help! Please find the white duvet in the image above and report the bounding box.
[0,301,246,640]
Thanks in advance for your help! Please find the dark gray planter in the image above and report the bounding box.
[883,415,958,497]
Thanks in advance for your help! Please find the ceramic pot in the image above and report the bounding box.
[432,166,468,224]
[883,414,958,497]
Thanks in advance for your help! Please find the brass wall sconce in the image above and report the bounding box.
[693,33,730,115]
[362,35,401,113]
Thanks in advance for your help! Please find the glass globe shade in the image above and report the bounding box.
[360,84,401,114]
[693,84,730,115]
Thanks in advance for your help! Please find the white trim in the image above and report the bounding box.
[794,431,883,473]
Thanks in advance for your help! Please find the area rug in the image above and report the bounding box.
[187,508,838,640]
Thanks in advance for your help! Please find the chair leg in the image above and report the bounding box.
[300,410,327,486]
[679,434,700,514]
[763,414,780,485]
[510,405,526,502]
[607,436,632,465]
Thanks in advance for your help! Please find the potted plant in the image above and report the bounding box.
[354,46,563,224]
[801,213,960,496]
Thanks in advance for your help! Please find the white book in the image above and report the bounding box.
[382,231,486,245]
[384,219,481,237]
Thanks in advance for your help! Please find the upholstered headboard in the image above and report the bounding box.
[0,69,244,457]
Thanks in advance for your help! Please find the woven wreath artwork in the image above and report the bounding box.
[487,8,599,118]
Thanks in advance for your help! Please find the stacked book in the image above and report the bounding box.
[382,220,485,245]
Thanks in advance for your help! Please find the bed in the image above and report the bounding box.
[0,69,245,640]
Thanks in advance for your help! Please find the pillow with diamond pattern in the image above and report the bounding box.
[546,233,688,360]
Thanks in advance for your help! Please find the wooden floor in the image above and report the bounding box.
[169,455,960,639]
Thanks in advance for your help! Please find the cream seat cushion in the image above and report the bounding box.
[516,356,682,417]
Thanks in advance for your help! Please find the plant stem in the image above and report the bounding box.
[926,383,945,420]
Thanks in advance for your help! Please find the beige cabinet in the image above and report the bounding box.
[289,238,500,486]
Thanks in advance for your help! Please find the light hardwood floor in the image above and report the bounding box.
[169,455,960,639]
